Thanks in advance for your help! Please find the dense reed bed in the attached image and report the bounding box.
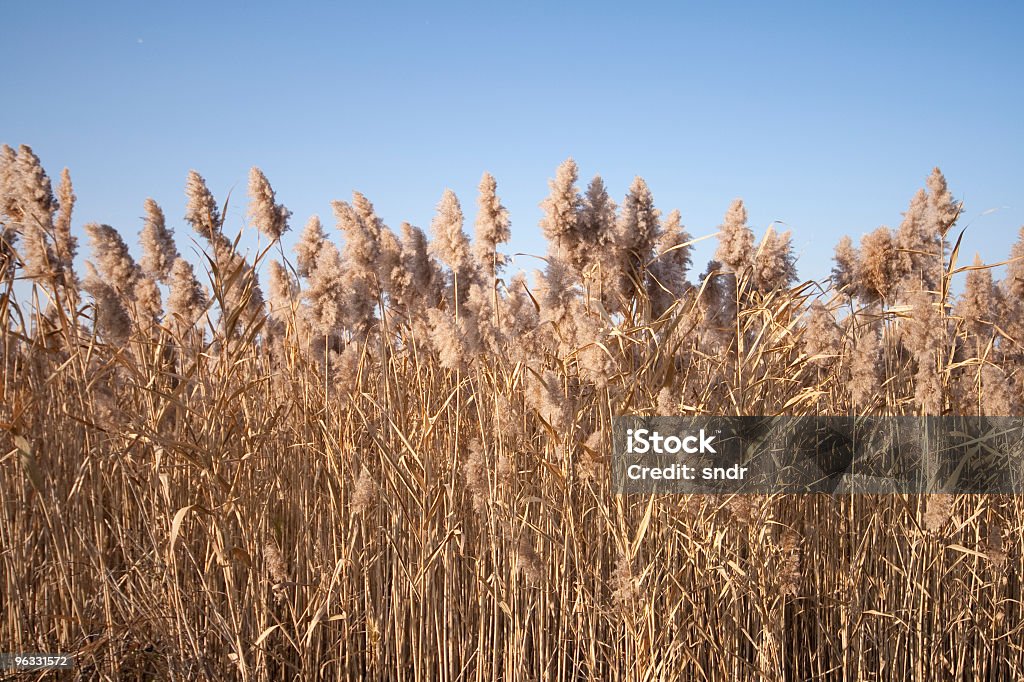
[1,144,1022,679]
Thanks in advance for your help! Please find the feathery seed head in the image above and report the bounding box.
[295,215,326,279]
[714,199,754,273]
[139,198,178,282]
[247,167,291,241]
[184,170,221,241]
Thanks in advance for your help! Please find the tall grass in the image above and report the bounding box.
[1,149,1022,680]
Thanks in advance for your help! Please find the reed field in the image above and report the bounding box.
[2,144,1023,680]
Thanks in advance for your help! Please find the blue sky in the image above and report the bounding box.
[3,1,1022,284]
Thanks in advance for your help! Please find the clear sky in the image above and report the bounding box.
[3,1,1022,285]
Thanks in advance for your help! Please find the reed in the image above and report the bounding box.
[1,149,1021,680]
